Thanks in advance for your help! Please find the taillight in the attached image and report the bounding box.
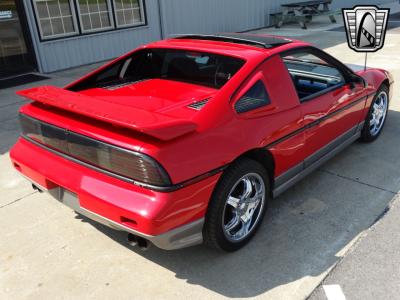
[19,114,44,143]
[19,114,171,187]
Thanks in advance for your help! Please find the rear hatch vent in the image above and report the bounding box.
[187,98,209,110]
[102,80,139,90]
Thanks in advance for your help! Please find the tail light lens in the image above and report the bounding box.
[19,114,171,187]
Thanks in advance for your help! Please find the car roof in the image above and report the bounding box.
[173,33,293,49]
[145,33,310,61]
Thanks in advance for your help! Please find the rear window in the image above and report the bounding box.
[124,49,245,89]
[70,49,245,91]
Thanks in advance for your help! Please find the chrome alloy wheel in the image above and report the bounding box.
[222,173,266,242]
[370,91,388,136]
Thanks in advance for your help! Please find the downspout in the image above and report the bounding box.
[21,0,44,73]
[157,0,165,39]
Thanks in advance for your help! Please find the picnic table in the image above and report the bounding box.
[271,0,336,29]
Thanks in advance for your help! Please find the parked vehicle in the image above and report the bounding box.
[10,33,394,251]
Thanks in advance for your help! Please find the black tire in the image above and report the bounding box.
[360,85,389,142]
[203,158,270,252]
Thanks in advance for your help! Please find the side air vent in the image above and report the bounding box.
[234,80,271,113]
[187,98,209,110]
[235,97,269,113]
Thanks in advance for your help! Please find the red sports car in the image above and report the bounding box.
[10,33,393,251]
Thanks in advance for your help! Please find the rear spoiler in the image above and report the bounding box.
[17,86,197,141]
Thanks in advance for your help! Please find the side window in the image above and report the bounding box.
[95,62,123,83]
[235,80,271,113]
[281,50,345,102]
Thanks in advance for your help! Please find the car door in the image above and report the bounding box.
[231,55,308,180]
[280,47,367,166]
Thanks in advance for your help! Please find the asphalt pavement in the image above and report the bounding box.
[309,193,400,300]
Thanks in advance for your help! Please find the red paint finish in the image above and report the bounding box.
[300,83,366,159]
[10,34,393,238]
[79,79,217,117]
[17,84,201,141]
[10,138,220,235]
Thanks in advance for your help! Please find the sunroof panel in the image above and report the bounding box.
[174,33,292,49]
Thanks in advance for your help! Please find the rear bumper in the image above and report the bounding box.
[10,138,221,250]
[35,184,205,250]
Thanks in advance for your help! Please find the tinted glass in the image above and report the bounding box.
[122,49,245,89]
[235,80,270,113]
[72,49,245,91]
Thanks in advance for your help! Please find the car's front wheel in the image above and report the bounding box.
[203,158,269,251]
[360,85,389,142]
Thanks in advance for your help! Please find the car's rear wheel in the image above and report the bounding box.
[360,85,389,142]
[203,158,269,251]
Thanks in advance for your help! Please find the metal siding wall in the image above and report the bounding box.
[159,0,271,36]
[264,0,391,16]
[23,0,162,73]
[329,0,390,10]
[159,0,391,36]
[23,0,391,72]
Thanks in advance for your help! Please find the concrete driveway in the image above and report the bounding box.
[1,12,399,300]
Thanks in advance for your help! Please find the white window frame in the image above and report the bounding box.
[113,0,146,28]
[75,0,114,33]
[32,0,79,40]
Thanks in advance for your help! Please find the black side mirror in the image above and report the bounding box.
[349,74,367,89]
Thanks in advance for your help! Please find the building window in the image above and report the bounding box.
[32,0,79,39]
[113,0,145,28]
[32,0,146,40]
[76,0,113,33]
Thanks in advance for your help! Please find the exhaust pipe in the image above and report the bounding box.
[127,234,150,251]
[32,184,43,193]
